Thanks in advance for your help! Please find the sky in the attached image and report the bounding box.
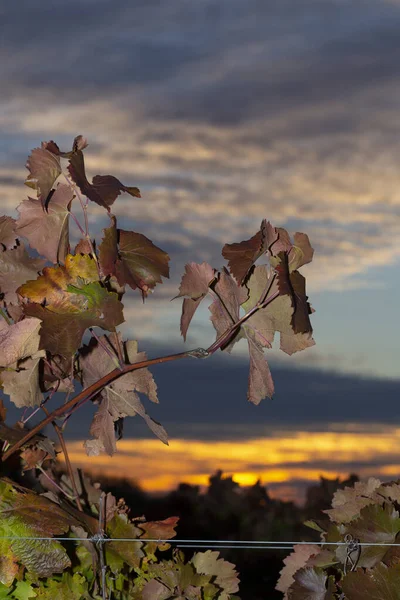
[1,0,400,502]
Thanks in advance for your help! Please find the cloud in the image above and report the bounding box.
[1,0,400,379]
[63,425,400,500]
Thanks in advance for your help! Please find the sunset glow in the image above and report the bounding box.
[64,428,400,503]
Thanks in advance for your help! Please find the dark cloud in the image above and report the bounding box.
[2,0,400,129]
[4,351,392,441]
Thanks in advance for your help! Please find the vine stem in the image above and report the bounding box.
[1,350,195,462]
[41,405,83,512]
[206,273,278,354]
[1,274,280,463]
[63,172,100,275]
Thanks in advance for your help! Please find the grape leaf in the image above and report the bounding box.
[243,264,315,356]
[222,219,279,283]
[0,539,19,587]
[191,550,240,598]
[0,479,78,579]
[325,478,383,523]
[25,145,62,202]
[276,543,322,595]
[175,262,215,340]
[139,558,209,599]
[288,232,314,272]
[0,243,46,305]
[98,216,170,297]
[74,238,92,255]
[18,254,124,356]
[288,568,336,600]
[20,446,50,471]
[141,579,171,600]
[343,503,400,568]
[342,562,400,600]
[208,268,274,403]
[208,268,248,352]
[9,580,36,600]
[105,513,145,571]
[67,150,140,210]
[98,217,118,277]
[116,229,170,297]
[2,354,44,408]
[0,318,42,367]
[79,335,166,455]
[89,396,116,456]
[139,516,179,556]
[0,217,18,250]
[176,262,216,300]
[16,184,74,264]
[245,330,275,403]
[31,573,87,599]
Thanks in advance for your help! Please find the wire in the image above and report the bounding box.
[0,536,399,547]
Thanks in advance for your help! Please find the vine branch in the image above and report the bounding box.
[2,277,279,463]
[41,405,83,512]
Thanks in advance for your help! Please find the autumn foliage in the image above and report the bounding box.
[0,135,317,597]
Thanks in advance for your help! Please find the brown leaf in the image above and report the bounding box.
[180,297,203,342]
[0,318,43,367]
[246,333,274,403]
[276,544,322,595]
[0,398,6,422]
[116,229,170,297]
[176,262,215,300]
[16,184,74,263]
[74,238,93,255]
[222,219,279,284]
[0,243,46,304]
[89,398,117,456]
[98,216,118,277]
[244,265,315,356]
[325,478,383,523]
[20,447,49,471]
[208,268,247,352]
[290,232,314,271]
[2,354,44,408]
[68,151,140,210]
[80,335,167,453]
[176,262,215,340]
[25,146,62,201]
[0,216,18,250]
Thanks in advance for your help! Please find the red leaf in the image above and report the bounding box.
[98,216,118,277]
[176,262,216,300]
[222,219,278,283]
[116,229,170,297]
[176,262,215,341]
[68,151,140,210]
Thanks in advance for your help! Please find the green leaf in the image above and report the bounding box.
[191,551,240,598]
[0,479,79,579]
[11,581,36,600]
[344,503,400,568]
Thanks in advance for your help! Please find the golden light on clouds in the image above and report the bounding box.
[64,428,400,501]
